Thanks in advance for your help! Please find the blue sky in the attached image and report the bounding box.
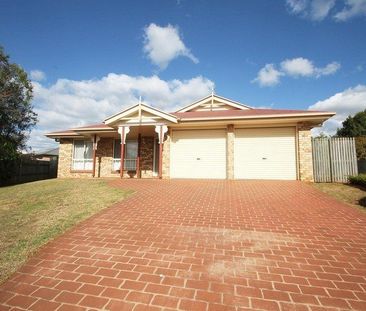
[1,0,366,150]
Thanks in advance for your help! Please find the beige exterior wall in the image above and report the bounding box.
[297,124,314,182]
[226,125,235,180]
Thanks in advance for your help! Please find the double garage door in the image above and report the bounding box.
[170,127,297,180]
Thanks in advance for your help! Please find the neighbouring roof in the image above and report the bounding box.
[36,148,59,156]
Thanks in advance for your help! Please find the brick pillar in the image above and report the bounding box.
[162,133,170,179]
[298,123,314,182]
[227,124,235,180]
[58,139,73,178]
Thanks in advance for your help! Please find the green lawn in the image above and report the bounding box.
[312,182,366,212]
[0,178,132,283]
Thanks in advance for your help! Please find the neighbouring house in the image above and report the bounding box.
[35,148,59,178]
[35,147,59,162]
[46,94,335,181]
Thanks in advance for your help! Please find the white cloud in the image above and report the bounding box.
[143,23,198,70]
[28,73,214,151]
[280,57,340,78]
[334,0,366,21]
[286,0,336,20]
[253,57,340,87]
[316,61,341,76]
[287,0,308,14]
[281,57,315,76]
[309,84,366,136]
[311,0,336,20]
[30,70,46,81]
[251,64,283,87]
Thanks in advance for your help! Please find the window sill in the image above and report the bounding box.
[70,170,93,173]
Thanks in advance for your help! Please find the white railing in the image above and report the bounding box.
[112,158,137,171]
[112,159,121,171]
[72,159,93,170]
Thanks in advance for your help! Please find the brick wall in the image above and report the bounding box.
[57,137,156,179]
[58,139,93,178]
[96,138,117,178]
[298,124,314,182]
[162,133,170,179]
[140,137,154,178]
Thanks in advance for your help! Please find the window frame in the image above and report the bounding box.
[71,139,93,172]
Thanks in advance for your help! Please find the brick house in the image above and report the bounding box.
[46,94,334,181]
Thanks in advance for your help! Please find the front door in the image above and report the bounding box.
[125,140,138,170]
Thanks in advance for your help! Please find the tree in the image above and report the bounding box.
[0,46,37,181]
[336,110,366,137]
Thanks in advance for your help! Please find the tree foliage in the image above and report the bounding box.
[0,46,37,181]
[336,110,366,137]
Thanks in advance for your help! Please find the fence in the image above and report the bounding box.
[312,137,358,183]
[1,157,58,186]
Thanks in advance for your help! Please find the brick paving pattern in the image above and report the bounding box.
[1,180,366,310]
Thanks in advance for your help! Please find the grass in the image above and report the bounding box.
[0,178,132,283]
[312,182,366,212]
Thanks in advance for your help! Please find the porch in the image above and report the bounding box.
[71,125,168,179]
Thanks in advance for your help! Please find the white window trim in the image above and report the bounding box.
[72,139,93,171]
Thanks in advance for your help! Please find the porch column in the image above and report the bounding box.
[155,125,168,179]
[137,133,142,178]
[118,126,130,178]
[92,135,100,178]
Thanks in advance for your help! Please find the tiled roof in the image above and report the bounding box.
[72,123,113,130]
[172,109,331,120]
[46,109,334,137]
[46,123,113,136]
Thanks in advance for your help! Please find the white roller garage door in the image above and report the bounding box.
[170,129,226,179]
[234,127,297,180]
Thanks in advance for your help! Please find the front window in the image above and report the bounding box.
[113,139,138,171]
[72,140,93,170]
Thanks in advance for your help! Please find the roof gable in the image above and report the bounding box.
[176,94,252,113]
[104,103,178,125]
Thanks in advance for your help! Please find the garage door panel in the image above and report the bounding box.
[171,130,226,179]
[234,127,296,180]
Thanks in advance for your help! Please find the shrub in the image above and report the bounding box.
[355,136,366,160]
[359,197,366,208]
[349,174,366,189]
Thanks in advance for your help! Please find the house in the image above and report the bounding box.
[35,148,59,162]
[46,94,335,181]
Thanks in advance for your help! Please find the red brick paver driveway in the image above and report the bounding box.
[1,180,366,311]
